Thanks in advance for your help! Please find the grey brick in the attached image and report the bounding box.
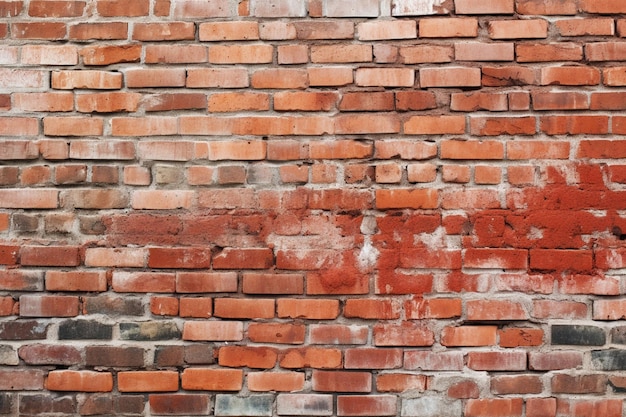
[215,395,274,417]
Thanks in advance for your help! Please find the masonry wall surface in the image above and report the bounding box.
[1,0,626,415]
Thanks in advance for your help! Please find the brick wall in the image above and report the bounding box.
[1,0,626,415]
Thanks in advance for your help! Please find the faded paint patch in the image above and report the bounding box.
[392,0,451,16]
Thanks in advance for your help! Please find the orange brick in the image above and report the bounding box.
[311,44,372,63]
[80,44,141,65]
[455,42,514,61]
[516,0,577,15]
[125,68,186,88]
[516,42,582,62]
[441,326,498,346]
[556,18,615,36]
[47,370,113,392]
[251,68,307,89]
[133,22,195,40]
[209,44,273,64]
[375,189,438,209]
[181,368,243,391]
[277,44,308,64]
[187,68,249,88]
[455,0,514,14]
[145,45,207,64]
[540,66,600,86]
[419,18,478,37]
[112,117,177,136]
[488,19,548,39]
[401,45,453,63]
[308,66,353,86]
[355,67,415,87]
[442,165,470,183]
[275,91,337,111]
[420,67,481,87]
[199,21,259,41]
[357,20,416,40]
[182,321,243,342]
[248,372,305,392]
[69,22,128,40]
[51,70,122,89]
[404,115,466,135]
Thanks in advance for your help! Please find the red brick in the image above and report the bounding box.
[118,371,178,392]
[470,116,536,136]
[467,300,527,321]
[499,328,544,347]
[176,271,238,293]
[277,299,339,319]
[491,375,543,395]
[279,347,342,369]
[151,296,178,316]
[69,22,128,40]
[516,43,582,62]
[21,245,80,267]
[96,0,148,16]
[448,380,480,399]
[376,374,427,393]
[112,271,175,293]
[312,370,371,393]
[214,298,275,319]
[465,398,524,417]
[81,44,141,65]
[12,22,66,40]
[404,115,466,135]
[242,273,303,295]
[133,22,195,41]
[441,326,497,346]
[45,271,107,292]
[556,399,622,417]
[47,370,113,392]
[248,322,306,344]
[373,322,434,347]
[337,395,397,416]
[179,297,212,318]
[400,45,453,63]
[219,346,277,369]
[526,398,557,417]
[482,65,537,86]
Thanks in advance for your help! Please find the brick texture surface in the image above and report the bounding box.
[1,0,626,415]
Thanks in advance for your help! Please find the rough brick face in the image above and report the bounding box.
[0,1,625,415]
